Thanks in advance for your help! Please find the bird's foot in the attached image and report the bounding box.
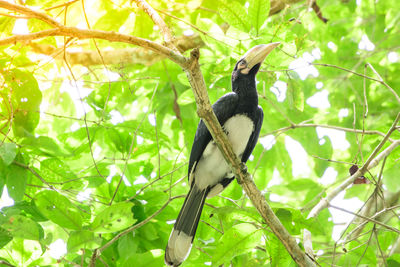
[240,162,248,174]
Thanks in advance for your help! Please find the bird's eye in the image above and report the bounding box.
[238,61,247,69]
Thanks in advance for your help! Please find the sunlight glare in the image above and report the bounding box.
[388,52,399,63]
[318,167,338,185]
[48,239,67,260]
[316,127,350,150]
[0,187,14,210]
[259,135,276,150]
[306,89,330,108]
[358,34,375,51]
[289,53,319,80]
[285,136,311,177]
[270,80,287,102]
[12,19,29,34]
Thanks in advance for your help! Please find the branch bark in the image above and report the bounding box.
[0,25,188,67]
[29,34,204,66]
[270,0,305,15]
[0,0,63,27]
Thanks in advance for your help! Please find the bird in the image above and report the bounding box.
[165,43,280,266]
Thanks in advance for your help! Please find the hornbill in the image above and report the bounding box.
[165,43,280,266]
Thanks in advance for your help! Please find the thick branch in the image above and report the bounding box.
[0,26,188,67]
[29,34,204,66]
[0,0,63,28]
[0,29,59,46]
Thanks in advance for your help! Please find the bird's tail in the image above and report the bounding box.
[165,184,209,266]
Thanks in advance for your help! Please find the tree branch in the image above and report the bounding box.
[303,113,400,257]
[0,0,63,28]
[132,0,175,49]
[308,112,400,219]
[0,26,188,67]
[366,62,400,105]
[270,0,305,15]
[88,195,185,267]
[329,204,400,234]
[264,122,393,141]
[29,34,204,66]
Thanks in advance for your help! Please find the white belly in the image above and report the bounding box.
[194,114,254,193]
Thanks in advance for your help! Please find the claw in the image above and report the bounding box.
[240,162,248,174]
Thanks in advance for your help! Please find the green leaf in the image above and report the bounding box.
[248,0,270,35]
[3,69,42,136]
[387,254,400,267]
[213,206,259,223]
[23,136,67,157]
[90,202,135,233]
[93,9,130,31]
[383,164,400,192]
[118,234,138,260]
[0,143,17,166]
[219,0,250,32]
[35,190,83,230]
[177,89,195,105]
[267,233,293,266]
[2,215,39,240]
[122,249,164,267]
[0,227,13,248]
[5,201,48,222]
[287,79,305,112]
[6,164,27,201]
[39,158,76,183]
[0,17,15,36]
[286,179,321,192]
[212,223,262,265]
[177,73,191,87]
[67,230,102,252]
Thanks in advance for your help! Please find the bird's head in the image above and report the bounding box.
[232,43,280,85]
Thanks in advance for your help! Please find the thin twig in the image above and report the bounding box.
[366,62,400,105]
[109,83,158,205]
[311,63,382,83]
[133,0,175,49]
[329,204,400,235]
[45,0,79,11]
[308,113,400,219]
[263,122,392,141]
[63,55,106,183]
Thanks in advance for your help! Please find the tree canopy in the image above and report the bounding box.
[0,0,399,266]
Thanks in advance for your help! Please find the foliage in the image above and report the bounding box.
[0,0,400,266]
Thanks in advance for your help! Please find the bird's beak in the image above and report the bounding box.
[241,42,280,74]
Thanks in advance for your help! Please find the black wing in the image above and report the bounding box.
[188,92,239,179]
[241,106,263,162]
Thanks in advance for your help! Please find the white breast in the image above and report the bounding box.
[224,114,254,156]
[194,114,254,191]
